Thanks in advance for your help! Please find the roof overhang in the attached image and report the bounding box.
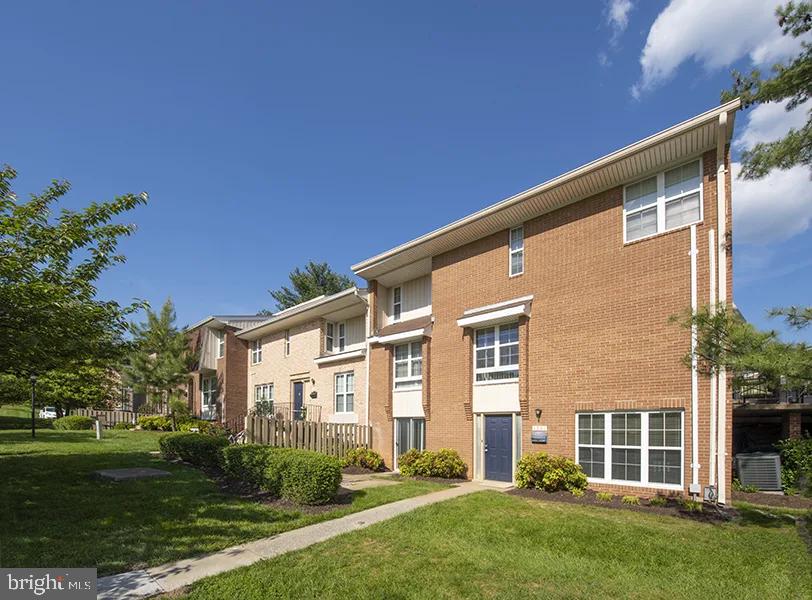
[237,288,367,341]
[352,100,741,281]
[185,315,267,332]
[457,295,533,328]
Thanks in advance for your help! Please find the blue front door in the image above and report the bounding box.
[485,415,513,482]
[293,381,304,420]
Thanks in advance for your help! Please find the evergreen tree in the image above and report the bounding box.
[267,261,354,311]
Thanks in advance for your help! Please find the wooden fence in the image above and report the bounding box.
[245,415,372,459]
[71,408,157,428]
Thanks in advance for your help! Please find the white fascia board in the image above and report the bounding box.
[313,349,366,365]
[457,304,529,328]
[370,328,426,345]
[462,295,534,316]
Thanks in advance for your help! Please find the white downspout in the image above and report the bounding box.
[716,112,729,504]
[689,224,700,495]
[708,229,717,488]
[363,291,371,429]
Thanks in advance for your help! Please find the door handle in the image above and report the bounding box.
[484,443,489,453]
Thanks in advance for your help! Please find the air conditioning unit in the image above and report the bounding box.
[735,452,782,491]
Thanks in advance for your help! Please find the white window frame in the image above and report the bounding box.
[250,339,262,364]
[201,376,217,418]
[325,322,334,353]
[474,322,519,385]
[574,410,684,491]
[392,286,402,322]
[325,321,346,353]
[284,329,290,356]
[254,383,273,403]
[393,341,422,390]
[334,371,355,413]
[215,330,225,358]
[623,158,703,244]
[509,225,524,277]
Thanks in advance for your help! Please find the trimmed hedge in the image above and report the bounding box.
[138,415,173,431]
[221,444,341,504]
[398,448,466,479]
[342,447,385,471]
[515,452,587,493]
[52,415,95,430]
[159,432,228,468]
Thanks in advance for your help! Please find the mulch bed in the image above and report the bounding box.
[341,465,386,475]
[509,488,736,523]
[732,490,812,510]
[386,473,467,485]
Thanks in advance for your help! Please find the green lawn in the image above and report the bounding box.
[178,491,812,600]
[0,403,53,430]
[0,429,446,575]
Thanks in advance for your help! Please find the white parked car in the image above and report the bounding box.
[38,406,57,419]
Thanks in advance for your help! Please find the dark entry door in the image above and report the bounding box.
[293,381,304,420]
[485,415,513,482]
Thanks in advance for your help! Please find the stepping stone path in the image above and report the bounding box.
[94,467,172,482]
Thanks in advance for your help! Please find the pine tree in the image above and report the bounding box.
[267,261,354,311]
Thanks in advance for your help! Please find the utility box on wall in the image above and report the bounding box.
[531,425,548,444]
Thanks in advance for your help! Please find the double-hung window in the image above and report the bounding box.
[393,342,422,390]
[251,339,262,364]
[215,330,225,358]
[254,383,273,416]
[624,159,702,242]
[509,226,524,276]
[201,376,217,420]
[284,329,290,356]
[334,372,355,413]
[576,411,683,488]
[392,287,402,322]
[474,323,519,383]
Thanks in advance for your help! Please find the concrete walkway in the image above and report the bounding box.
[97,481,486,599]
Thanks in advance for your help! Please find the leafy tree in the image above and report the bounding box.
[722,2,812,179]
[673,305,812,395]
[0,165,148,377]
[123,298,196,416]
[267,261,354,311]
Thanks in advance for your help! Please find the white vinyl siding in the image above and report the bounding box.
[509,226,524,276]
[334,372,355,413]
[326,317,363,353]
[385,276,432,326]
[474,323,519,383]
[251,339,262,364]
[624,159,702,242]
[576,411,684,489]
[394,342,422,390]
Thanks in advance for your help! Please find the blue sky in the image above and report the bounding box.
[3,1,810,341]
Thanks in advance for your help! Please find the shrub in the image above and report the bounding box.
[113,421,133,430]
[649,496,668,507]
[138,415,172,431]
[159,432,228,468]
[596,492,613,502]
[169,397,191,421]
[570,488,585,497]
[680,498,704,512]
[621,495,640,506]
[776,435,812,495]
[281,451,342,505]
[52,415,95,430]
[398,448,466,479]
[221,444,294,494]
[342,447,385,471]
[179,419,226,436]
[515,453,588,493]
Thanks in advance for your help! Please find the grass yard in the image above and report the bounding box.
[178,491,812,600]
[0,429,446,575]
[0,404,52,430]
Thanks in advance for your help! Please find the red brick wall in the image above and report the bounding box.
[221,327,248,422]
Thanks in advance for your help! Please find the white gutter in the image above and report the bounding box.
[689,224,700,495]
[708,228,717,488]
[716,112,729,504]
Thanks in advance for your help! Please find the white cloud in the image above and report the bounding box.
[607,0,634,43]
[734,100,808,151]
[733,162,812,244]
[634,0,805,96]
[597,51,611,67]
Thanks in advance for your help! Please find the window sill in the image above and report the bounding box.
[393,387,423,393]
[509,271,524,279]
[474,378,519,387]
[623,219,703,246]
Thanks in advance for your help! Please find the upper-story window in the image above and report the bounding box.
[334,372,355,413]
[325,322,346,353]
[394,341,422,390]
[624,159,702,243]
[215,330,225,358]
[509,226,524,276]
[284,329,290,356]
[251,339,262,364]
[475,323,519,383]
[392,286,402,322]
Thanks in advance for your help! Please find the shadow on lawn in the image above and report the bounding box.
[735,505,806,528]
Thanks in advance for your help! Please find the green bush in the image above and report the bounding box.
[515,452,587,493]
[570,487,585,497]
[342,447,385,471]
[52,415,95,430]
[680,498,704,512]
[113,421,133,430]
[159,432,228,468]
[732,478,760,493]
[178,419,226,436]
[138,415,172,431]
[596,492,613,502]
[398,448,466,479]
[222,445,294,494]
[649,496,668,507]
[776,435,812,495]
[621,495,640,506]
[281,451,342,505]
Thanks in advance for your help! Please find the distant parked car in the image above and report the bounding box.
[38,406,57,419]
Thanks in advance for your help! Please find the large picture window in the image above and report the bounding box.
[576,411,683,489]
[334,372,355,413]
[475,323,519,383]
[393,342,422,390]
[624,159,702,242]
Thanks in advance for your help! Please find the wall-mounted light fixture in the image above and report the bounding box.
[534,408,542,422]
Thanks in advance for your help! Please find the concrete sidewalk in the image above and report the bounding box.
[97,481,486,599]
